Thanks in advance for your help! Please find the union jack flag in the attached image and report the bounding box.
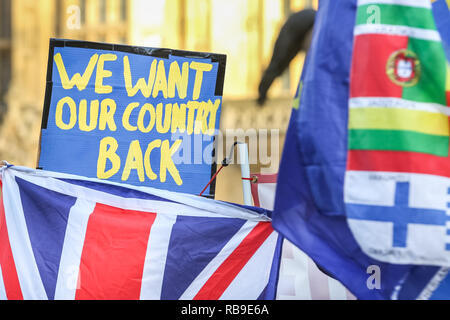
[0,165,281,300]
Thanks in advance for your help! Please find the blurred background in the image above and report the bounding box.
[0,0,317,204]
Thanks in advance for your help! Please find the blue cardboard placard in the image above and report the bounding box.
[38,39,226,197]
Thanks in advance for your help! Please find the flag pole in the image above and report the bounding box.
[237,142,252,206]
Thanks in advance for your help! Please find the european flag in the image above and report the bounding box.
[272,0,450,300]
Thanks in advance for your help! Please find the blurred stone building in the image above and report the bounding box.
[0,0,316,203]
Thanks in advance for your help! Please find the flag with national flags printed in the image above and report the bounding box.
[0,165,281,300]
[345,0,450,266]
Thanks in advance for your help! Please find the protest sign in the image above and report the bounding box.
[38,39,226,197]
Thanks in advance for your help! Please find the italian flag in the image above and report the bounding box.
[348,0,450,177]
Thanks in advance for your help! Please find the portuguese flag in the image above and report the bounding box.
[348,0,450,177]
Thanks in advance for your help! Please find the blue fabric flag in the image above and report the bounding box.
[272,0,450,300]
